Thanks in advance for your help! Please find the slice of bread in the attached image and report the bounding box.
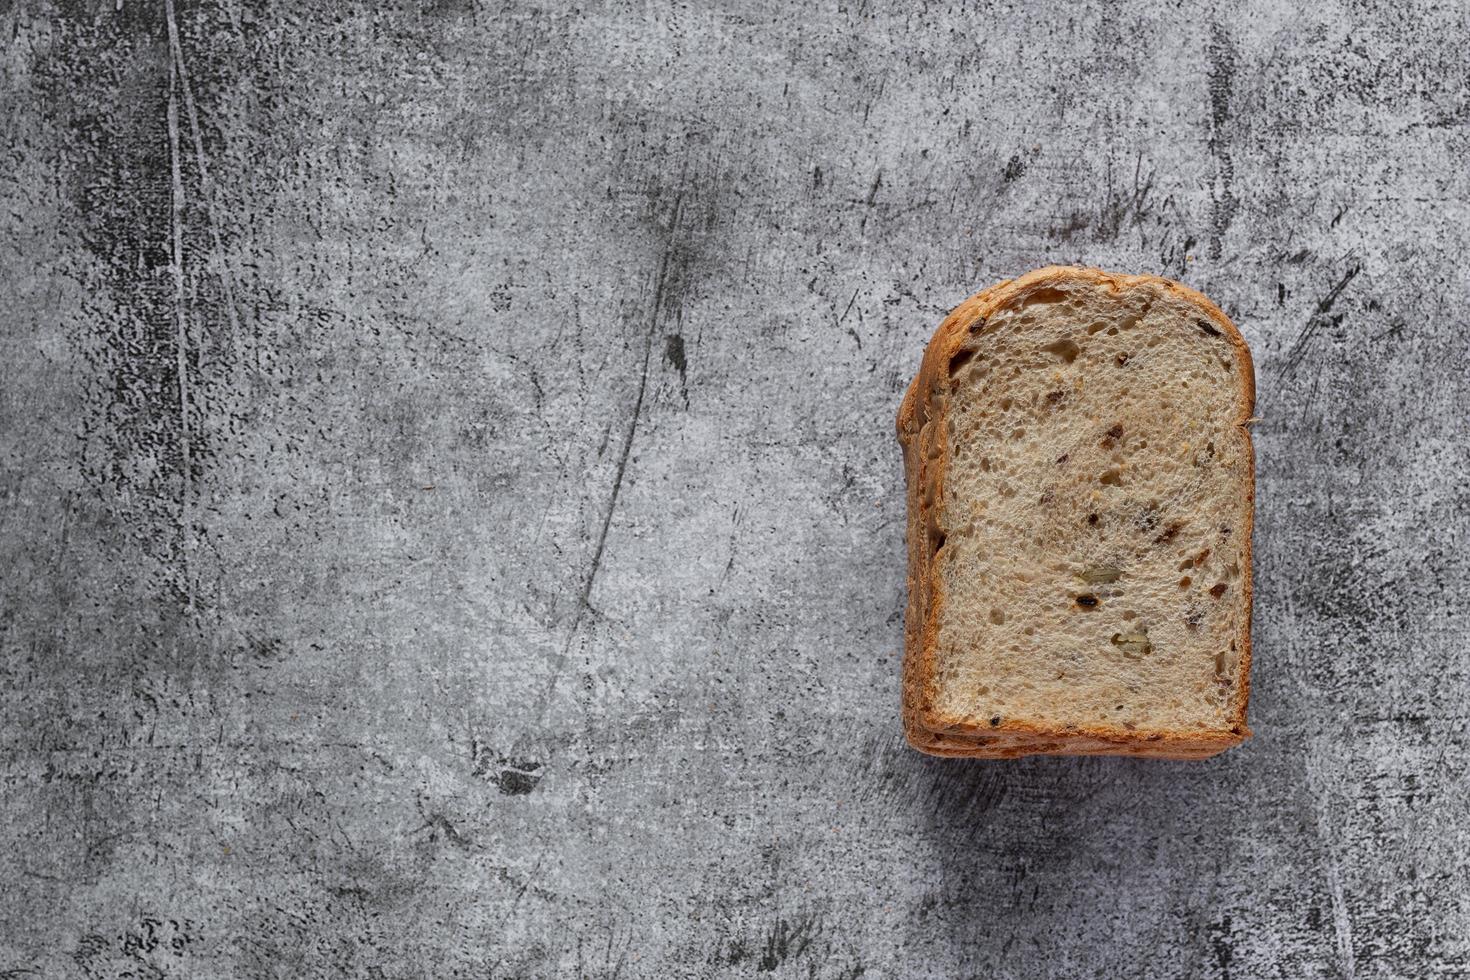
[896,267,1255,760]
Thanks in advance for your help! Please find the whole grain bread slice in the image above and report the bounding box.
[896,267,1255,760]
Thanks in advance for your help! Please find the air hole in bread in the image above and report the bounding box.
[1099,468,1123,486]
[989,608,1006,625]
[1019,287,1069,308]
[1044,338,1081,363]
[949,347,979,376]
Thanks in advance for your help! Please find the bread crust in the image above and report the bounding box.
[896,266,1256,760]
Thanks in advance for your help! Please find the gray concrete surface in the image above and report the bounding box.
[2,1,1467,977]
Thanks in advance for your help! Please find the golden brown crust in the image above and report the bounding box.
[896,266,1256,760]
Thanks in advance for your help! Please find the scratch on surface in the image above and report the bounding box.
[418,811,475,851]
[1308,747,1357,980]
[1281,263,1361,376]
[533,192,685,719]
[1315,799,1357,980]
[719,502,742,585]
[1324,853,1357,980]
[166,0,243,359]
[864,170,883,206]
[413,791,477,850]
[165,18,194,613]
[860,170,882,233]
[835,288,860,348]
[490,850,546,958]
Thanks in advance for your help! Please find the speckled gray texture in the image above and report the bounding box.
[1,1,1466,977]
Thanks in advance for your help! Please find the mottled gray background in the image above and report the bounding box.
[1,1,1466,977]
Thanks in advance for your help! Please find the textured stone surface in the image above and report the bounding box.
[2,1,1467,977]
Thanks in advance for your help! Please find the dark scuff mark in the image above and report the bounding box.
[471,741,545,796]
[1051,211,1091,242]
[1002,154,1026,181]
[1174,233,1198,277]
[664,333,688,406]
[1096,157,1154,243]
[1281,263,1362,376]
[1209,913,1234,979]
[423,0,478,16]
[492,769,542,796]
[1293,535,1410,638]
[417,810,476,850]
[247,635,289,663]
[69,918,201,977]
[900,757,1008,837]
[757,915,818,972]
[1372,317,1405,341]
[35,0,254,608]
[721,937,749,965]
[1206,22,1237,260]
[1050,155,1154,246]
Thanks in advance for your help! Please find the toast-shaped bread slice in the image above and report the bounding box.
[896,267,1255,759]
